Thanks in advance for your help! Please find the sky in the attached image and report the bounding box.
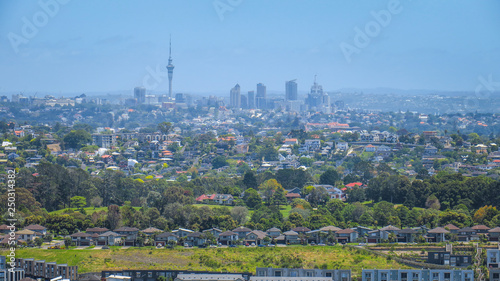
[1,0,499,96]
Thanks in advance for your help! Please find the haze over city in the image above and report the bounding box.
[1,0,499,95]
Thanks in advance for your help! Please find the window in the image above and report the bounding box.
[306,272,313,277]
[325,272,332,278]
[365,272,372,281]
[381,272,388,281]
[434,253,439,259]
[291,272,297,277]
[274,271,282,277]
[432,272,439,281]
[258,271,265,277]
[148,272,153,278]
[136,272,141,278]
[493,273,499,279]
[444,272,451,280]
[463,257,468,263]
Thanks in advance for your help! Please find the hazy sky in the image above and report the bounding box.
[1,0,499,95]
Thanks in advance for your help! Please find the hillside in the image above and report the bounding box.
[2,246,411,277]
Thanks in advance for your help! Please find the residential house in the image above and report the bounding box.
[154,232,178,247]
[266,227,281,238]
[97,231,122,246]
[336,142,349,151]
[365,144,377,152]
[425,227,449,243]
[214,194,234,205]
[218,231,238,245]
[284,139,298,146]
[444,224,460,234]
[232,227,252,240]
[70,232,93,246]
[398,228,417,243]
[0,225,11,234]
[285,193,301,203]
[245,230,268,245]
[141,227,163,237]
[291,227,311,236]
[352,226,373,237]
[304,139,321,152]
[16,229,37,242]
[457,227,478,242]
[471,225,490,234]
[86,227,109,235]
[366,225,400,243]
[172,228,194,238]
[489,227,500,241]
[336,229,358,243]
[185,232,206,247]
[114,227,139,246]
[202,228,223,239]
[283,230,300,244]
[427,251,472,267]
[24,224,47,236]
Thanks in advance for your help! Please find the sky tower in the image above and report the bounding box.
[167,36,175,99]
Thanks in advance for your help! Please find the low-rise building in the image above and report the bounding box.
[361,269,473,281]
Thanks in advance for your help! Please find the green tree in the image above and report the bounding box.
[243,188,262,209]
[70,196,87,209]
[319,168,341,186]
[212,156,228,169]
[63,130,91,150]
[258,179,283,205]
[270,188,287,207]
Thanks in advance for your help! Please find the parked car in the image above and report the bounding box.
[102,246,110,249]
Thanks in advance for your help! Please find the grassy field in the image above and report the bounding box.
[49,207,141,215]
[1,246,410,277]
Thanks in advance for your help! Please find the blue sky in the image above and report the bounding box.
[1,0,499,95]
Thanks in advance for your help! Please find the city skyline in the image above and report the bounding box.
[1,1,499,94]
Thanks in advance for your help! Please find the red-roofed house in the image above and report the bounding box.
[284,139,298,145]
[345,182,364,188]
[285,193,301,203]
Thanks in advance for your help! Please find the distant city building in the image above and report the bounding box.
[247,91,255,108]
[230,84,241,108]
[134,87,146,104]
[256,83,266,109]
[240,94,248,109]
[175,93,186,103]
[285,79,298,101]
[92,134,117,148]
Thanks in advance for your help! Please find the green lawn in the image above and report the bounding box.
[2,246,410,277]
[49,206,141,215]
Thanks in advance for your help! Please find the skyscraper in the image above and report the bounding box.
[247,91,255,108]
[166,36,175,100]
[256,83,266,109]
[285,79,298,101]
[134,87,146,104]
[230,84,241,108]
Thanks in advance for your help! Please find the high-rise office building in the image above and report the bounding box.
[247,91,255,108]
[256,83,266,109]
[134,87,146,104]
[285,79,298,101]
[240,94,248,109]
[230,84,241,108]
